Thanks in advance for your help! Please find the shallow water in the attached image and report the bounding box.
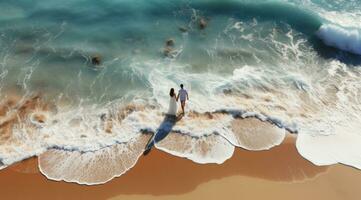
[0,0,361,184]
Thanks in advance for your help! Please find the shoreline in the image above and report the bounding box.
[3,134,361,200]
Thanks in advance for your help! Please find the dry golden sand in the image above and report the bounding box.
[1,134,361,200]
[109,165,361,200]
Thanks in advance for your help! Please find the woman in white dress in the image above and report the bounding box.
[167,88,178,116]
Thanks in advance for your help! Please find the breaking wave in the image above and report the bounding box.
[316,24,361,55]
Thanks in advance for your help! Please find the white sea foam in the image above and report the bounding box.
[39,134,152,185]
[295,59,361,169]
[0,124,48,166]
[35,103,289,184]
[297,116,361,169]
[287,0,361,28]
[2,45,360,185]
[156,132,235,164]
[228,118,286,151]
[316,24,361,55]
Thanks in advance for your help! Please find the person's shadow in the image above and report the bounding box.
[143,114,183,156]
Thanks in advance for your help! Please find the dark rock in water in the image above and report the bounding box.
[163,39,176,57]
[166,38,175,47]
[179,26,188,33]
[91,55,101,65]
[199,18,208,30]
[163,47,173,57]
[223,89,232,95]
[100,113,107,121]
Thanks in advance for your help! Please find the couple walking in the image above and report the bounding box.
[143,84,188,156]
[168,84,189,116]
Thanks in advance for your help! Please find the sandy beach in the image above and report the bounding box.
[1,135,361,200]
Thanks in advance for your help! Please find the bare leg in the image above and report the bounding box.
[181,101,185,114]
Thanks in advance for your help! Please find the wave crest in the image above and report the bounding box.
[317,24,361,55]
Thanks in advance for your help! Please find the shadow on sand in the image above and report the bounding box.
[143,114,183,156]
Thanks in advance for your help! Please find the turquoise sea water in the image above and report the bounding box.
[0,0,361,184]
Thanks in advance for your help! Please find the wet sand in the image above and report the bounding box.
[1,135,361,200]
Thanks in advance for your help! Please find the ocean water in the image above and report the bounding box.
[0,0,361,184]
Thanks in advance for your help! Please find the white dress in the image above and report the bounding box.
[167,95,177,116]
